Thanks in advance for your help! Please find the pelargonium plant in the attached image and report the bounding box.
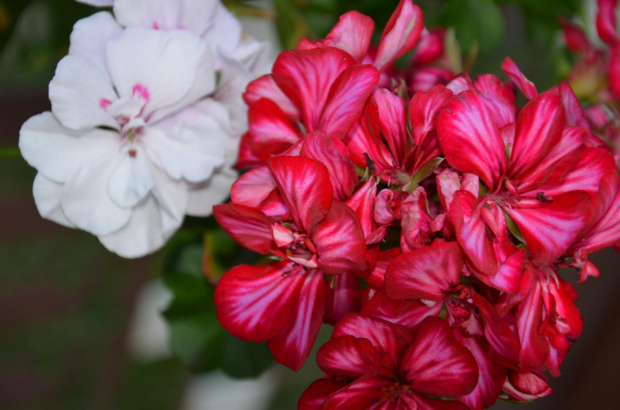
[19,0,269,258]
[212,0,620,408]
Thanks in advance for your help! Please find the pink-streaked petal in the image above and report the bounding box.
[324,272,362,325]
[361,290,441,329]
[299,378,347,410]
[323,376,394,410]
[507,191,590,265]
[246,98,302,161]
[436,90,505,190]
[333,314,413,366]
[503,371,552,401]
[386,241,463,301]
[230,164,277,209]
[317,335,381,378]
[214,262,304,342]
[313,201,369,274]
[501,57,538,99]
[596,0,619,44]
[473,74,516,128]
[509,92,565,184]
[556,81,589,127]
[320,64,379,139]
[268,156,333,233]
[560,17,592,53]
[411,28,445,66]
[300,132,358,201]
[212,203,275,254]
[268,269,327,371]
[517,267,550,372]
[321,11,375,62]
[401,316,478,397]
[346,178,377,240]
[272,48,355,132]
[373,89,409,163]
[243,75,300,120]
[437,168,479,213]
[412,394,471,410]
[454,332,506,410]
[409,85,453,147]
[374,0,424,71]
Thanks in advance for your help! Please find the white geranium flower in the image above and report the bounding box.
[20,12,234,258]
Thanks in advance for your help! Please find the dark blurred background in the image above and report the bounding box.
[1,0,619,409]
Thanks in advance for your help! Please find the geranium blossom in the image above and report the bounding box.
[20,6,262,257]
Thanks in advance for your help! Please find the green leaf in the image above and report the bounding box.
[440,0,504,53]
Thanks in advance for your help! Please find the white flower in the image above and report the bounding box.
[20,12,238,258]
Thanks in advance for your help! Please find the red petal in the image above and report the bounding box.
[517,267,549,372]
[272,48,355,132]
[501,57,538,99]
[409,84,453,147]
[473,74,516,128]
[268,156,333,233]
[299,378,347,410]
[609,42,620,99]
[243,75,299,120]
[317,335,381,378]
[556,81,589,127]
[268,269,327,371]
[509,92,565,186]
[246,98,302,161]
[507,191,591,265]
[324,272,362,325]
[375,0,424,71]
[300,132,358,201]
[333,314,413,366]
[231,164,276,208]
[373,88,409,163]
[560,17,592,53]
[596,0,618,44]
[386,241,463,301]
[214,262,305,342]
[321,11,375,62]
[312,201,369,274]
[213,203,275,254]
[323,376,394,410]
[346,178,378,240]
[503,371,552,401]
[437,90,505,190]
[401,316,478,397]
[361,290,441,329]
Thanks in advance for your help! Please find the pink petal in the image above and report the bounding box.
[268,269,327,371]
[346,178,378,241]
[507,191,591,265]
[362,290,442,329]
[473,74,516,128]
[503,371,552,401]
[243,74,300,119]
[386,241,463,301]
[556,81,589,127]
[320,11,375,62]
[517,267,550,372]
[374,0,424,71]
[213,203,275,254]
[272,48,355,132]
[300,132,358,201]
[268,156,333,233]
[401,316,478,398]
[437,90,505,190]
[323,376,395,409]
[596,0,618,44]
[560,17,592,53]
[501,57,538,99]
[230,164,283,215]
[373,88,409,163]
[609,42,620,99]
[214,262,305,342]
[312,201,369,274]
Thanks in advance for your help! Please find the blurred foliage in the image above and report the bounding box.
[160,226,274,379]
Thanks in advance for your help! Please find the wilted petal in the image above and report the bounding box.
[214,262,306,343]
[401,316,478,398]
[268,269,327,371]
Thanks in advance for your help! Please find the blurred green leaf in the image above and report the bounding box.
[440,0,504,53]
[162,239,274,379]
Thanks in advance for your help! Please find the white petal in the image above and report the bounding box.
[202,3,241,67]
[32,173,75,228]
[185,167,237,217]
[69,12,123,74]
[142,122,226,183]
[105,28,215,119]
[98,195,168,258]
[213,55,252,135]
[61,155,131,236]
[49,54,118,130]
[75,0,114,6]
[114,0,219,36]
[150,166,189,238]
[108,151,155,208]
[19,112,120,183]
[245,41,274,77]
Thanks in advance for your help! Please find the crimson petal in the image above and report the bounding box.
[213,203,275,254]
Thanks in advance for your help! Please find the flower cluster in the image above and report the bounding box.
[19,0,270,257]
[213,0,620,408]
[562,0,620,168]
